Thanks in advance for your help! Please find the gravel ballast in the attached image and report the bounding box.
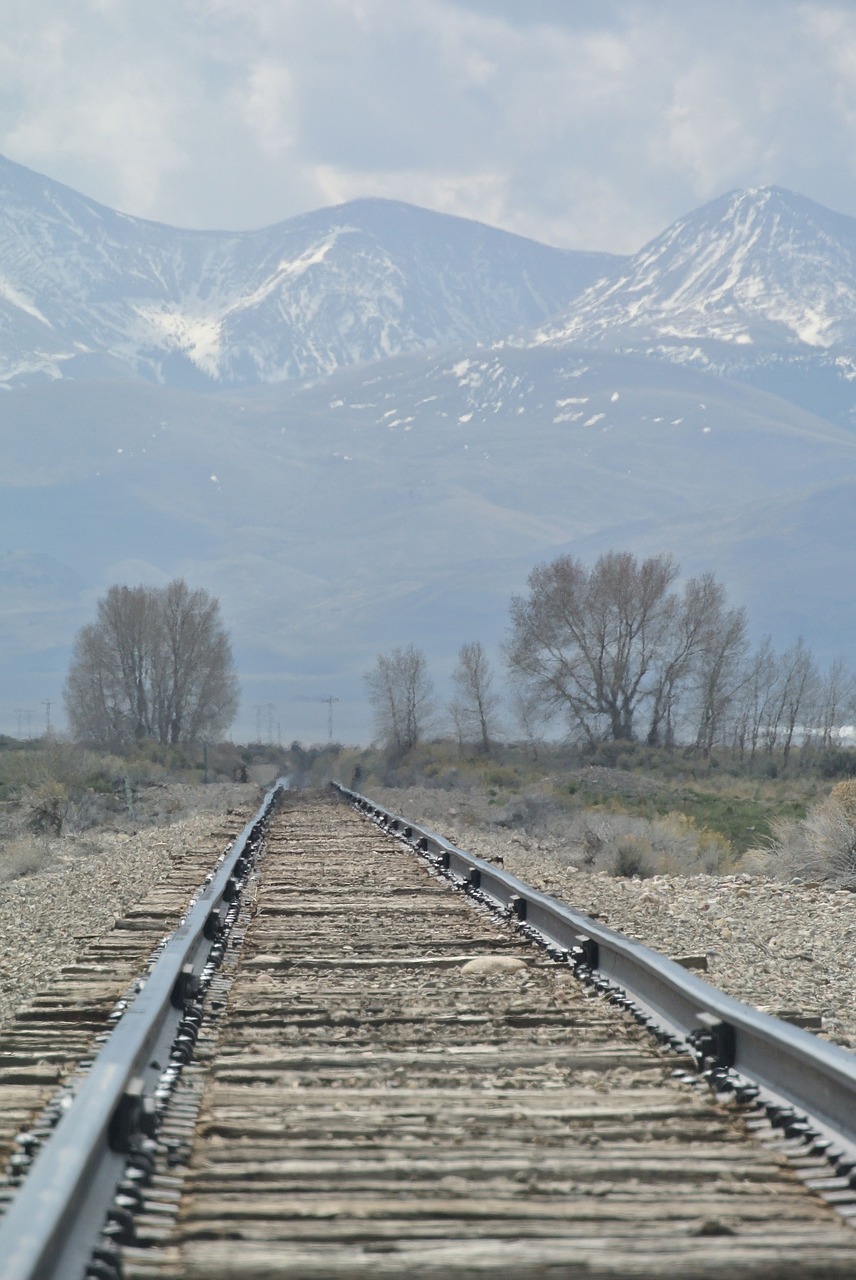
[372,785,856,1050]
[2,779,855,1053]
[0,783,258,1032]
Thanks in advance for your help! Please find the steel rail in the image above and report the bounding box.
[333,782,856,1169]
[0,778,286,1280]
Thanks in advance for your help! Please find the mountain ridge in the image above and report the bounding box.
[0,153,618,389]
[541,185,856,347]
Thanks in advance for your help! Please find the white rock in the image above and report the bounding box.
[461,956,528,975]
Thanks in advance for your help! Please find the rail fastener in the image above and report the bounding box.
[0,778,287,1280]
[331,779,856,1186]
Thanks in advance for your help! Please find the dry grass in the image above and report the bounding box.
[535,807,731,878]
[746,796,856,886]
[0,835,55,882]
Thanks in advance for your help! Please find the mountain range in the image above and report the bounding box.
[0,154,614,389]
[1,155,855,743]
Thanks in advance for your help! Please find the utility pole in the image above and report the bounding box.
[321,696,339,744]
[43,700,52,736]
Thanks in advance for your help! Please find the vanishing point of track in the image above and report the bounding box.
[2,785,856,1278]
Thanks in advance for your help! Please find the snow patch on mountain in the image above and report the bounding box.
[275,235,341,280]
[132,305,223,376]
[0,274,51,327]
[542,187,856,358]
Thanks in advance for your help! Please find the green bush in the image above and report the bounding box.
[819,748,856,779]
[613,836,654,879]
[556,809,731,877]
[26,780,69,834]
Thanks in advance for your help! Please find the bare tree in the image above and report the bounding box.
[64,580,239,749]
[365,644,433,756]
[506,550,679,744]
[150,579,239,744]
[64,586,154,747]
[753,639,814,761]
[645,574,745,750]
[689,593,749,757]
[510,684,551,760]
[450,641,502,754]
[777,638,819,765]
[729,636,821,766]
[102,584,153,740]
[732,636,779,764]
[816,658,856,750]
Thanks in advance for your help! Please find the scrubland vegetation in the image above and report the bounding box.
[0,736,276,882]
[33,547,854,890]
[2,720,855,890]
[322,736,854,882]
[353,548,856,885]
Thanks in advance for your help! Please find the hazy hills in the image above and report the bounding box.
[2,157,855,742]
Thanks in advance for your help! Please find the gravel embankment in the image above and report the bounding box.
[0,783,257,1031]
[3,780,855,1053]
[373,785,856,1049]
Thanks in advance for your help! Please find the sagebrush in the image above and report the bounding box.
[748,791,856,885]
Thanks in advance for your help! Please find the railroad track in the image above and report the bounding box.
[2,784,856,1277]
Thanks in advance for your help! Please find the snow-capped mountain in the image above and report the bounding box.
[5,161,856,741]
[0,154,616,388]
[540,186,856,372]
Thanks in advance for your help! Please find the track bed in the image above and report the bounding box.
[125,791,855,1279]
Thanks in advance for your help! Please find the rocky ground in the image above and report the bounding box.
[0,782,261,1031]
[1,777,855,1053]
[372,784,856,1050]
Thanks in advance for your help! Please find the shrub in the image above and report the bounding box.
[831,779,856,822]
[612,835,655,879]
[498,798,731,877]
[483,765,519,790]
[818,748,856,779]
[0,836,54,881]
[751,793,856,886]
[25,780,69,834]
[571,811,731,877]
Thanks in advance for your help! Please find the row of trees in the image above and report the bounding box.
[63,551,852,761]
[65,580,239,750]
[365,551,856,761]
[364,640,502,758]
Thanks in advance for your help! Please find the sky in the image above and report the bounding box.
[4,0,856,254]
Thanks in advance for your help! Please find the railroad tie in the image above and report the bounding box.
[123,791,856,1279]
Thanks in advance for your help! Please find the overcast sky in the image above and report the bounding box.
[3,0,856,253]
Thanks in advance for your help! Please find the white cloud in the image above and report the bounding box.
[241,60,298,157]
[2,0,856,248]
